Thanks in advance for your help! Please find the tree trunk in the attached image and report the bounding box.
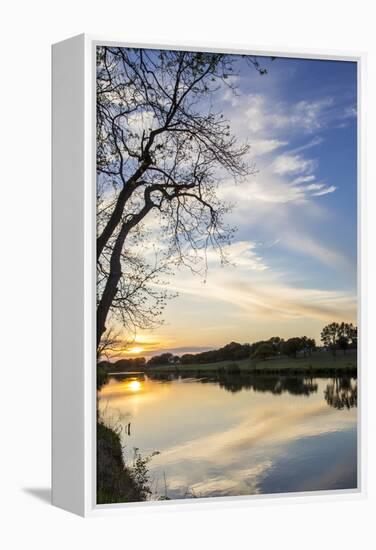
[96,200,154,348]
[97,184,135,261]
[96,155,155,261]
[97,225,127,348]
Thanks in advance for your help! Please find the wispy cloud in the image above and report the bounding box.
[229,94,336,137]
[305,183,325,191]
[289,136,324,154]
[312,185,337,196]
[274,97,335,132]
[280,232,349,270]
[249,138,288,156]
[292,175,316,185]
[271,153,317,176]
[166,262,356,324]
[206,240,269,271]
[218,171,335,205]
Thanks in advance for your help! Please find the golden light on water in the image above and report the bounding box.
[128,380,142,392]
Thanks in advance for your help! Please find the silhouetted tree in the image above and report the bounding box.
[338,322,357,353]
[299,336,316,357]
[320,322,341,356]
[269,336,284,354]
[337,335,349,354]
[253,342,275,361]
[282,337,304,358]
[349,325,358,348]
[306,337,316,356]
[180,353,196,365]
[96,47,269,349]
[321,322,357,356]
[147,353,174,366]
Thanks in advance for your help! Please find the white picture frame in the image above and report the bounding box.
[52,34,366,517]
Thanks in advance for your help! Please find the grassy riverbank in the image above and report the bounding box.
[97,422,151,504]
[143,351,357,377]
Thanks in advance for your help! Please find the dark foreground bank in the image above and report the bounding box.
[97,422,151,504]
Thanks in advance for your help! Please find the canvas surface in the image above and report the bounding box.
[95,46,358,504]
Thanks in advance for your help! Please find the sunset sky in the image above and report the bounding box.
[114,55,357,359]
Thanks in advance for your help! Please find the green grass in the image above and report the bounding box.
[145,350,357,376]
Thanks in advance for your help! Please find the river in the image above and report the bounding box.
[98,373,357,499]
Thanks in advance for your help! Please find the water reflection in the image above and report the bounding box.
[98,374,357,499]
[324,377,357,410]
[101,374,146,397]
[127,379,142,392]
[144,372,357,408]
[216,375,318,396]
[104,373,358,409]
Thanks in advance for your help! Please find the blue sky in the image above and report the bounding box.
[119,54,357,356]
[226,56,357,284]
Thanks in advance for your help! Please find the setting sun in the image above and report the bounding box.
[127,346,144,354]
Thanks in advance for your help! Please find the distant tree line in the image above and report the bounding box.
[177,336,318,364]
[181,341,252,365]
[145,321,357,366]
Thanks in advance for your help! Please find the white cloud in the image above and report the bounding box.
[267,98,334,133]
[290,98,334,131]
[312,185,337,196]
[219,171,335,206]
[292,175,316,185]
[289,136,324,153]
[222,241,269,271]
[250,139,288,156]
[305,183,325,191]
[239,95,335,136]
[219,178,303,205]
[272,153,316,176]
[245,94,266,133]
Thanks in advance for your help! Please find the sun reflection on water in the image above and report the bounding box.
[128,379,142,392]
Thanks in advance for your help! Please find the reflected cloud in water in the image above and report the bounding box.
[98,374,357,499]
